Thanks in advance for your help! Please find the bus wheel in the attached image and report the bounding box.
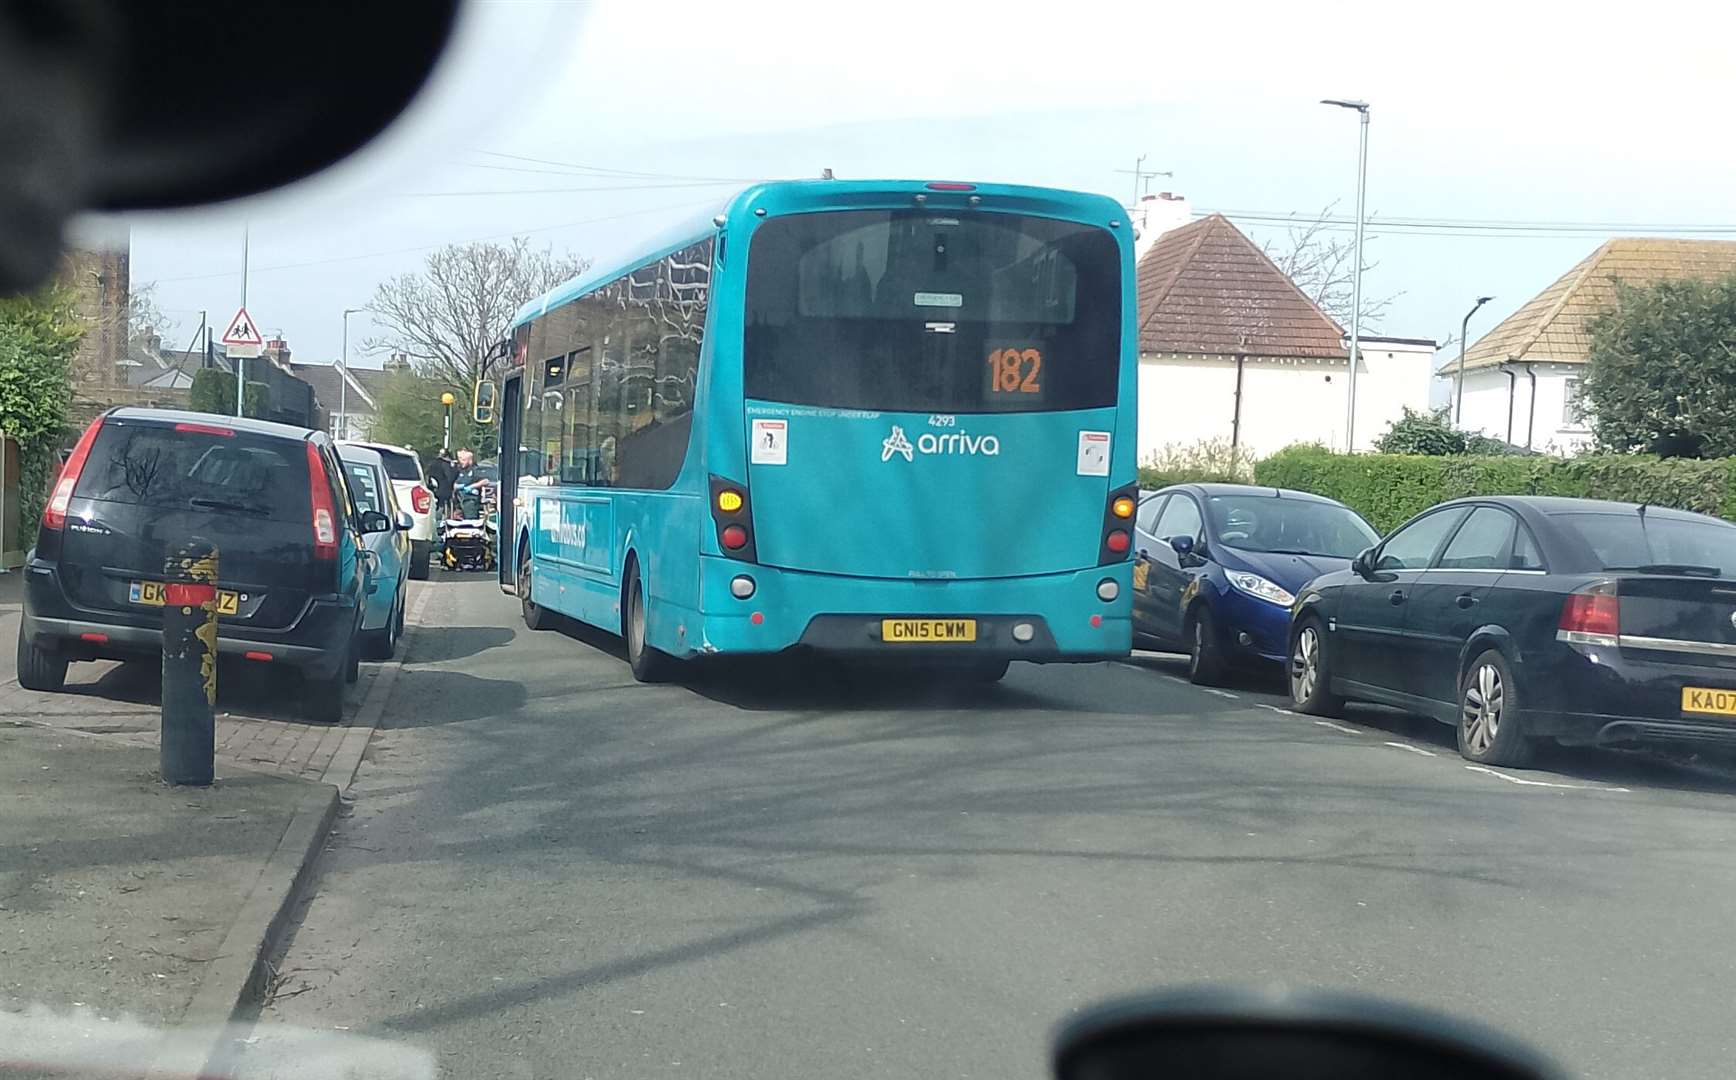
[624,562,677,683]
[519,549,551,631]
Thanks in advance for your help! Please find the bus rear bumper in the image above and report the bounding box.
[692,558,1131,661]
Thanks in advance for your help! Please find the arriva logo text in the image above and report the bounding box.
[881,425,1000,462]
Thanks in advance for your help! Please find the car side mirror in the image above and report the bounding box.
[359,510,392,535]
[396,511,415,532]
[1168,535,1195,557]
[1352,547,1375,577]
[1053,987,1565,1080]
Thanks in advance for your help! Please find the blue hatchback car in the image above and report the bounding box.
[1132,483,1378,684]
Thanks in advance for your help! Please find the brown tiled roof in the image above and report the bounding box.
[1453,238,1736,373]
[1136,214,1346,359]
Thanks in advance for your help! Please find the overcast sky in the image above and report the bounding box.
[114,0,1736,388]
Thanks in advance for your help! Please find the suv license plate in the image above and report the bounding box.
[130,580,241,616]
[881,618,976,643]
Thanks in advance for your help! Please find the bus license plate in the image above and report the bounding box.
[130,580,241,616]
[881,618,976,643]
[1682,686,1736,717]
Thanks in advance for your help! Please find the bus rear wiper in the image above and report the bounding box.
[1607,563,1723,577]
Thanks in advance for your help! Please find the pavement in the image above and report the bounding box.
[252,576,1736,1080]
[0,569,431,1063]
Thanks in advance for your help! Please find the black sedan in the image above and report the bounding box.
[1286,495,1736,765]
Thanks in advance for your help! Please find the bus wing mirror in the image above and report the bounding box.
[473,380,497,424]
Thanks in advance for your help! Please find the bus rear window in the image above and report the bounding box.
[745,209,1120,413]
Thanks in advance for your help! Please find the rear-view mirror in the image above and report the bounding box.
[1168,535,1195,557]
[395,511,415,532]
[1052,987,1565,1080]
[473,380,497,424]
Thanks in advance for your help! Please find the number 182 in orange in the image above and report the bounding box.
[986,347,1043,395]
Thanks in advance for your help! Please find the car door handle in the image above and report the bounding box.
[1388,589,1406,605]
[1456,593,1479,609]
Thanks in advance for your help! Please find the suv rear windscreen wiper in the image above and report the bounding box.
[188,496,272,516]
[1606,563,1724,577]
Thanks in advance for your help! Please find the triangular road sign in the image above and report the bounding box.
[220,307,264,348]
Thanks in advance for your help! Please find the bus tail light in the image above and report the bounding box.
[709,475,757,563]
[1098,482,1139,565]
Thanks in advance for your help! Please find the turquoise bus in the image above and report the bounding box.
[492,179,1137,681]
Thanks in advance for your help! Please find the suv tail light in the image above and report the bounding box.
[42,416,105,530]
[305,442,339,560]
[410,485,432,514]
[1558,583,1618,646]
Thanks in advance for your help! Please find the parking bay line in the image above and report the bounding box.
[1463,764,1630,794]
[1311,719,1362,735]
[1383,741,1437,757]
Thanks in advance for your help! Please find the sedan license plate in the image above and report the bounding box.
[881,618,976,643]
[130,580,240,616]
[1682,686,1736,717]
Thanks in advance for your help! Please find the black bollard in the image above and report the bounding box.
[161,538,218,786]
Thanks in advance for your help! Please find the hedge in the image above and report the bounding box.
[1252,445,1736,534]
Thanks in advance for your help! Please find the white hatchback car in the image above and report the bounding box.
[340,441,434,579]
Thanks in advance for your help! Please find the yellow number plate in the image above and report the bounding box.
[1682,687,1736,717]
[130,580,241,616]
[881,618,976,643]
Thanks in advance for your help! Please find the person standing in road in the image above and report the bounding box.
[427,449,457,519]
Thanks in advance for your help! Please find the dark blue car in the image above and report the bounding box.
[1132,483,1378,684]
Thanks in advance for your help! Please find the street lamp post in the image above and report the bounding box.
[441,391,455,451]
[1455,296,1496,426]
[339,307,363,439]
[1321,98,1369,451]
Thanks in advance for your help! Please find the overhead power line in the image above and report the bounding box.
[470,149,764,185]
[1203,208,1736,240]
[401,179,747,197]
[152,197,725,286]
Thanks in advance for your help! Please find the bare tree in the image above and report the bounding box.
[118,281,177,354]
[1262,202,1400,333]
[366,238,588,387]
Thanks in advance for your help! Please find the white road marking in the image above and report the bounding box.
[1383,741,1437,757]
[1200,688,1238,700]
[1256,704,1297,716]
[1312,720,1361,735]
[1463,765,1630,793]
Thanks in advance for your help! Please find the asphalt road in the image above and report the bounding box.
[258,576,1736,1080]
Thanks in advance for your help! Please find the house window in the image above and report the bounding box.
[1563,377,1588,427]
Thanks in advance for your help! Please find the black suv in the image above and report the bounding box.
[16,408,390,722]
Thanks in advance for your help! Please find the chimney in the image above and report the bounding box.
[384,352,411,374]
[145,328,161,356]
[1132,191,1193,261]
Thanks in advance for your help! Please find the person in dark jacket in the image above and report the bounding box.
[426,449,457,518]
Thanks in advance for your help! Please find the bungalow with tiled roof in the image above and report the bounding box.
[1450,238,1736,454]
[1136,213,1433,458]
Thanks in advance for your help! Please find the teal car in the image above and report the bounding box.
[338,444,413,660]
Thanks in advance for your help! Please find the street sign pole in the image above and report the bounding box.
[219,307,265,417]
